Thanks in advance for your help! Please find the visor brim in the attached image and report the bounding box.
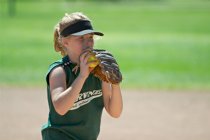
[71,29,104,36]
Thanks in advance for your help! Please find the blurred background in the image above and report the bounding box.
[0,0,210,140]
[0,0,210,90]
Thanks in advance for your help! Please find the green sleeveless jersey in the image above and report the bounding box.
[41,56,104,140]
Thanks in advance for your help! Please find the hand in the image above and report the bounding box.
[79,49,99,79]
[91,49,122,84]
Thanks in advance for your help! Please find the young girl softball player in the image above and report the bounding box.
[41,12,123,140]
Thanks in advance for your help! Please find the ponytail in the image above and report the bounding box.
[54,25,66,56]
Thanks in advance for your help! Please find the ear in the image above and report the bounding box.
[62,38,69,47]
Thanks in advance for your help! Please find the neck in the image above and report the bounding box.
[67,53,79,65]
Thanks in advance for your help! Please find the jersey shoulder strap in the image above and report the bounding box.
[46,56,73,86]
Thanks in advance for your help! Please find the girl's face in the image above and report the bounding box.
[63,33,94,56]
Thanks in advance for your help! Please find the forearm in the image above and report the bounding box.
[108,84,123,118]
[102,82,123,118]
[53,75,86,115]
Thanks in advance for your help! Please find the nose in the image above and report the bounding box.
[82,35,94,48]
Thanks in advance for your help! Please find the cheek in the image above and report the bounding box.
[69,43,83,53]
[69,41,82,48]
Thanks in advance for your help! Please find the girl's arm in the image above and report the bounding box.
[49,67,87,115]
[49,52,90,115]
[102,81,123,118]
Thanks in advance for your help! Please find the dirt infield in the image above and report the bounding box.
[0,87,210,140]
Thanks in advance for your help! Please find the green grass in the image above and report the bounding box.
[0,0,210,90]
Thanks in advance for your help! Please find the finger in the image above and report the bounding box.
[83,53,92,64]
[80,51,89,62]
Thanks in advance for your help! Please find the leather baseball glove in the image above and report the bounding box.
[87,49,122,84]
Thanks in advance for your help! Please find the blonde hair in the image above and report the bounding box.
[54,12,90,56]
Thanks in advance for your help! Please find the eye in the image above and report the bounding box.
[90,34,94,38]
[89,37,93,41]
[77,36,83,41]
[88,34,94,40]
